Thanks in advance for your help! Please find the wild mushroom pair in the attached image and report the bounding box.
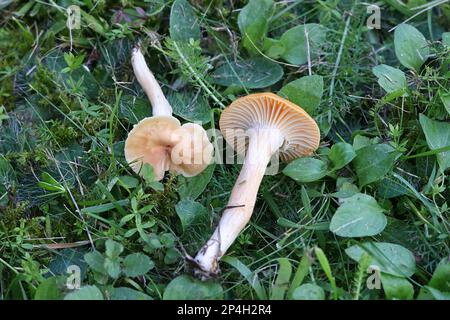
[124,49,320,278]
[125,47,213,181]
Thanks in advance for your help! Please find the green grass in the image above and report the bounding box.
[0,0,449,300]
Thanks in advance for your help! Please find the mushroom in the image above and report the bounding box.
[124,47,213,181]
[194,93,320,277]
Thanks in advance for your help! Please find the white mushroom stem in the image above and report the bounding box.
[131,47,173,117]
[194,128,284,275]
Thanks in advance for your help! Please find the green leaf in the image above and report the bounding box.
[110,287,153,300]
[380,273,414,300]
[84,251,107,275]
[104,257,121,279]
[419,114,450,171]
[292,283,325,300]
[353,135,372,151]
[353,144,396,187]
[212,57,283,89]
[264,38,285,58]
[314,247,337,299]
[65,286,104,300]
[117,176,139,189]
[394,24,429,71]
[167,90,211,124]
[439,90,450,116]
[278,24,327,65]
[238,0,274,54]
[175,199,208,231]
[163,275,223,300]
[164,247,181,265]
[328,142,356,170]
[270,258,292,300]
[123,253,154,277]
[372,64,407,94]
[283,158,328,183]
[345,242,416,277]
[418,257,450,299]
[178,164,215,200]
[35,277,65,300]
[141,163,156,183]
[287,252,313,299]
[278,75,323,115]
[169,0,200,43]
[105,239,124,259]
[221,256,267,300]
[330,193,387,237]
[427,258,450,292]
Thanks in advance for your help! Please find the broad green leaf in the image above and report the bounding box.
[212,57,283,89]
[328,142,356,170]
[394,24,429,71]
[353,144,396,187]
[418,257,450,299]
[105,239,124,259]
[104,257,121,279]
[278,75,323,115]
[169,0,200,43]
[270,258,292,300]
[345,242,416,277]
[64,285,104,300]
[35,277,65,300]
[330,193,387,237]
[264,37,285,58]
[419,114,450,171]
[84,251,107,275]
[110,287,153,300]
[178,164,215,200]
[123,253,154,277]
[292,283,325,300]
[427,258,450,292]
[439,90,450,116]
[380,273,414,300]
[372,64,407,94]
[163,275,223,300]
[167,90,211,124]
[164,247,181,265]
[283,158,328,183]
[352,135,372,151]
[175,199,208,231]
[238,0,274,54]
[279,24,327,65]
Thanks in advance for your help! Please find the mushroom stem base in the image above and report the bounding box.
[193,128,283,277]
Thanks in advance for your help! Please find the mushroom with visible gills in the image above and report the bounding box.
[124,47,213,181]
[194,93,320,277]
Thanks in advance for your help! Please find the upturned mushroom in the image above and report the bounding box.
[124,47,213,181]
[194,93,320,277]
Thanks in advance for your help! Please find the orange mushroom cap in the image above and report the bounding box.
[219,93,320,162]
[124,116,213,181]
